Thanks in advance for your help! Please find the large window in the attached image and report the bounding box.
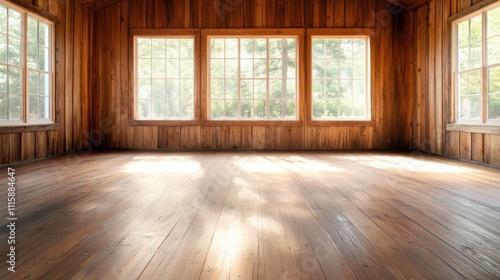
[453,2,500,124]
[310,36,370,120]
[134,35,196,120]
[207,36,298,120]
[0,1,54,126]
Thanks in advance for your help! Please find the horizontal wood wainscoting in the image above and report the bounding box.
[91,0,408,151]
[0,0,92,165]
[406,0,500,166]
[0,151,499,278]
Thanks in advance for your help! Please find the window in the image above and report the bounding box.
[453,2,500,124]
[0,1,54,126]
[133,33,196,121]
[310,36,370,120]
[207,36,298,120]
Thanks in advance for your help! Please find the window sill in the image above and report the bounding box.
[0,123,60,135]
[129,119,200,126]
[202,119,303,127]
[308,120,375,127]
[446,123,500,135]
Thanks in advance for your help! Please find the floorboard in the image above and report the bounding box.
[0,151,499,279]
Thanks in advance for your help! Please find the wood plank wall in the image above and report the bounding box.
[91,0,409,151]
[408,0,500,166]
[0,0,92,165]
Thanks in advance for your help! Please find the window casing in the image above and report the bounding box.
[0,1,54,126]
[310,36,371,121]
[207,36,299,120]
[133,35,196,121]
[452,1,500,125]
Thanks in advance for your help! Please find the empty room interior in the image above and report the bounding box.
[1,0,500,279]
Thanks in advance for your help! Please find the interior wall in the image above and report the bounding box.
[91,0,410,150]
[0,0,92,165]
[410,0,500,166]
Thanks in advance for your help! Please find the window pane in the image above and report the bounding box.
[40,96,49,119]
[180,99,193,118]
[241,99,252,117]
[8,9,21,38]
[152,79,165,99]
[0,5,6,34]
[40,73,49,96]
[28,17,37,44]
[225,79,238,99]
[0,65,6,93]
[470,42,482,69]
[166,79,179,99]
[8,93,20,120]
[211,99,224,118]
[210,39,224,58]
[138,39,152,58]
[225,100,238,117]
[0,92,7,120]
[138,79,151,99]
[489,66,500,94]
[211,79,224,99]
[225,39,238,58]
[470,15,482,42]
[241,80,253,99]
[326,80,340,98]
[27,43,38,69]
[151,59,166,78]
[458,73,469,96]
[138,59,151,78]
[166,99,179,117]
[180,79,193,100]
[488,6,500,37]
[9,67,21,94]
[458,21,469,47]
[8,37,21,65]
[458,46,469,71]
[487,36,500,65]
[469,70,481,95]
[470,95,481,119]
[313,100,325,118]
[39,21,49,47]
[489,94,500,119]
[0,33,6,63]
[326,100,338,118]
[240,59,253,78]
[489,66,500,120]
[254,100,266,118]
[152,99,165,118]
[312,80,324,99]
[269,79,282,98]
[180,39,193,58]
[152,39,166,58]
[166,39,179,58]
[312,39,325,58]
[29,95,39,119]
[270,100,282,118]
[29,71,39,95]
[166,59,179,78]
[138,99,150,118]
[180,59,193,79]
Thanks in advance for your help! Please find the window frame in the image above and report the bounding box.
[450,0,500,127]
[0,0,55,127]
[306,28,375,127]
[129,29,200,126]
[201,29,305,127]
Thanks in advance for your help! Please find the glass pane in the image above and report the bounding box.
[312,39,325,58]
[241,99,252,118]
[9,67,21,94]
[487,36,500,65]
[28,43,38,69]
[166,79,179,99]
[180,99,193,118]
[269,59,282,79]
[138,79,151,99]
[489,66,500,93]
[151,59,166,78]
[285,39,296,58]
[240,59,253,78]
[179,59,193,79]
[458,46,469,71]
[211,79,224,99]
[340,80,353,99]
[40,96,49,119]
[253,59,267,78]
[340,39,353,58]
[326,80,339,98]
[488,6,500,37]
[40,73,49,96]
[352,39,366,58]
[151,79,165,99]
[459,96,470,119]
[166,39,179,58]
[166,99,179,117]
[313,100,325,118]
[8,37,21,66]
[241,80,253,99]
[469,70,481,95]
[225,39,238,58]
[137,39,151,58]
[29,95,39,119]
[286,60,296,78]
[312,80,324,99]
[0,65,6,92]
[286,79,296,99]
[152,99,166,118]
[179,39,193,58]
[285,99,295,118]
[225,59,238,79]
[325,59,339,79]
[470,42,482,69]
[325,100,338,118]
[210,38,224,58]
[269,39,283,58]
[470,15,482,43]
[138,99,150,118]
[340,59,352,79]
[353,80,365,99]
[8,93,21,119]
[489,94,500,119]
[39,21,49,47]
[253,39,266,58]
[180,79,193,100]
[138,59,151,78]
[240,39,253,58]
[152,39,166,58]
[0,5,6,34]
[211,59,224,78]
[313,60,325,79]
[340,100,353,118]
[353,59,366,79]
[225,100,237,118]
[0,33,6,63]
[224,79,238,99]
[29,71,39,95]
[8,9,21,38]
[353,99,366,118]
[211,99,224,118]
[254,100,266,118]
[270,100,282,118]
[0,92,7,120]
[27,17,38,44]
[166,59,179,78]
[470,95,481,119]
[458,21,469,47]
[458,72,469,96]
[269,79,282,99]
[254,79,266,99]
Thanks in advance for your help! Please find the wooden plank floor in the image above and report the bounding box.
[0,151,499,279]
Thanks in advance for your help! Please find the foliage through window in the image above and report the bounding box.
[0,1,53,125]
[135,37,195,119]
[311,36,370,120]
[454,3,500,123]
[208,37,298,120]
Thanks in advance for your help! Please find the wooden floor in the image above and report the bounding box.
[0,151,499,279]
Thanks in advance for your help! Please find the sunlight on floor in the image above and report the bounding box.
[233,155,344,173]
[121,156,202,173]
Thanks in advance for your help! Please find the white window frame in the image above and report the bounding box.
[451,1,500,126]
[310,35,371,121]
[206,35,300,121]
[0,0,55,127]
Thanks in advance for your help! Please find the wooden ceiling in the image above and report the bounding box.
[80,0,432,12]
